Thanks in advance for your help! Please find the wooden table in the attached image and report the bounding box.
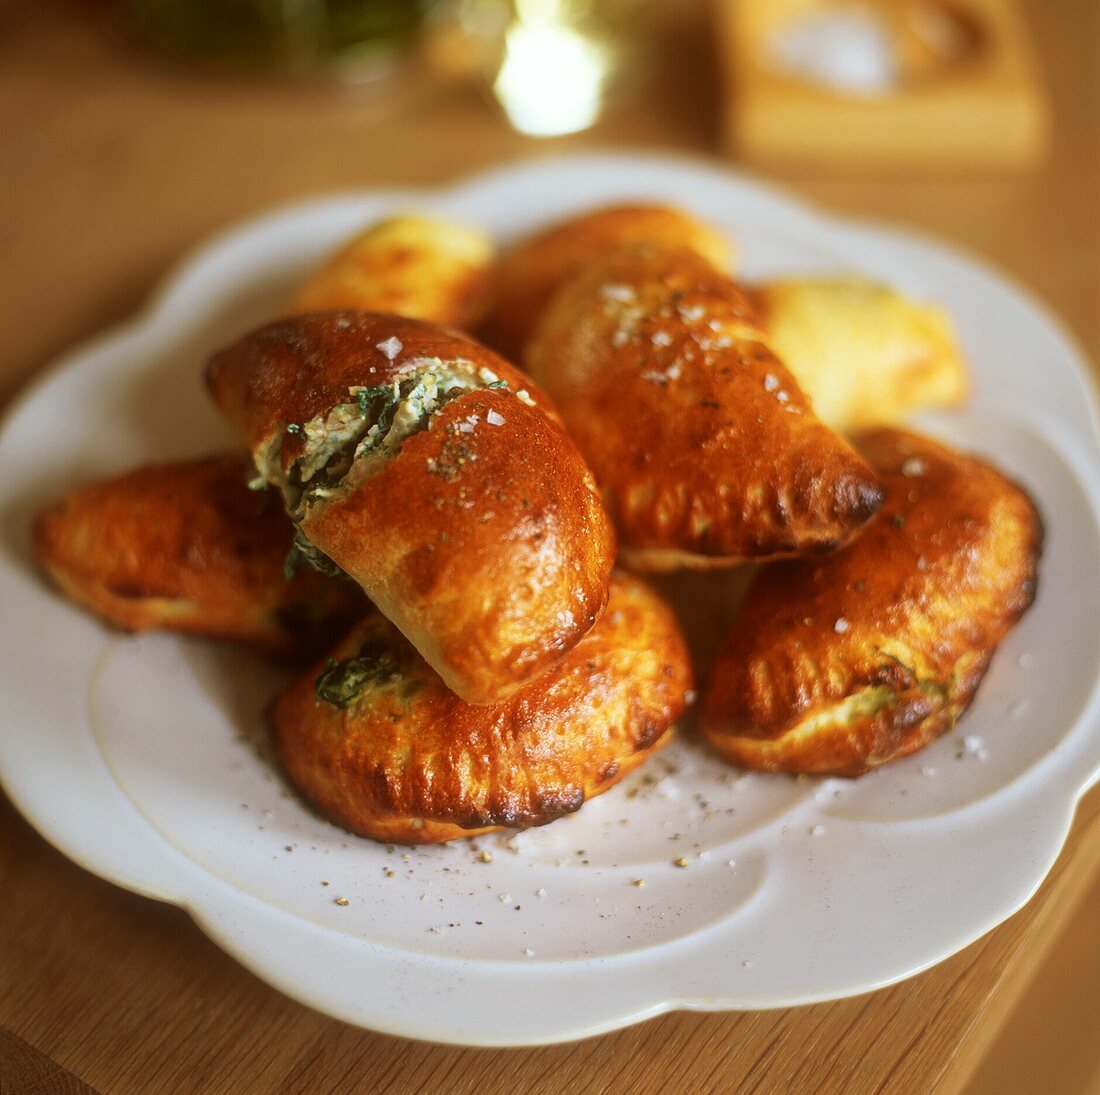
[2,2,1098,1091]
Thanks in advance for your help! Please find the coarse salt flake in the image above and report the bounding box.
[652,330,673,348]
[764,373,780,392]
[901,457,927,477]
[375,336,403,360]
[834,617,850,633]
[487,409,506,426]
[516,389,536,407]
[601,283,635,302]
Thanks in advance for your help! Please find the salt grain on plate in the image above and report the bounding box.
[656,777,681,801]
[376,336,403,360]
[809,825,825,837]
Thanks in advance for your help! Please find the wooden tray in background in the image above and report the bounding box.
[719,0,1049,170]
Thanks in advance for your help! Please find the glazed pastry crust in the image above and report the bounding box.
[703,429,1042,776]
[207,312,616,704]
[270,573,692,844]
[286,215,494,331]
[753,278,968,432]
[525,244,884,568]
[483,203,734,363]
[31,454,358,651]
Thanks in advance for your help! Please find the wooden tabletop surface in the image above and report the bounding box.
[2,1,1098,1091]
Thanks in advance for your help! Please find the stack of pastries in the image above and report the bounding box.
[32,203,1040,844]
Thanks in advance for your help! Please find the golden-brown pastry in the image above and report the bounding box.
[285,215,494,331]
[703,429,1041,776]
[482,203,735,363]
[752,277,968,432]
[207,312,616,705]
[270,572,691,844]
[31,454,360,651]
[525,244,885,571]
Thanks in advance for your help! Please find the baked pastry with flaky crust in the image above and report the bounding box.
[286,214,494,331]
[32,454,360,651]
[207,312,616,705]
[482,203,734,363]
[703,429,1041,776]
[525,244,885,571]
[270,572,691,844]
[753,277,968,432]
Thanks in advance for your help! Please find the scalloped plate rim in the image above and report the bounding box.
[2,152,1100,1046]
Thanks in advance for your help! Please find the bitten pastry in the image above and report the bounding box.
[482,203,735,363]
[207,312,616,705]
[753,277,968,432]
[703,429,1041,776]
[270,572,691,844]
[32,454,360,651]
[525,244,885,570]
[285,214,494,331]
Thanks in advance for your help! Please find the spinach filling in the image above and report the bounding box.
[268,360,506,579]
[315,650,403,708]
[314,625,424,709]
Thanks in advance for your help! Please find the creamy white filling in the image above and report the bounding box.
[258,357,507,520]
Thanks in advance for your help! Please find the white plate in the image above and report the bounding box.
[2,154,1100,1047]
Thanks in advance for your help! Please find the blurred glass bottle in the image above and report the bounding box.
[125,0,433,80]
[427,0,653,136]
